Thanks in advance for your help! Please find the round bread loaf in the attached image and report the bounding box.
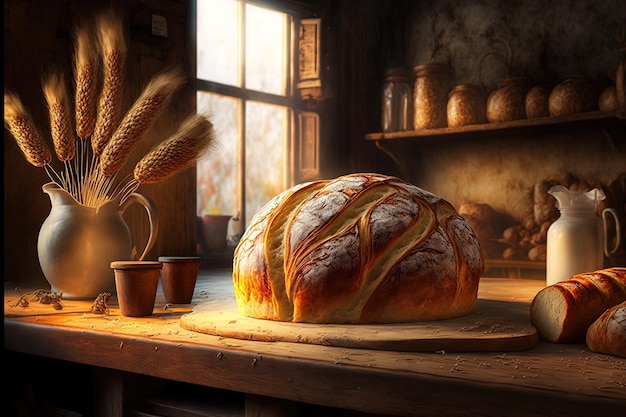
[233,173,484,323]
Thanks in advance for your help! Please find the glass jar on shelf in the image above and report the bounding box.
[548,75,599,117]
[486,76,531,123]
[381,67,413,132]
[413,63,450,129]
[447,83,487,127]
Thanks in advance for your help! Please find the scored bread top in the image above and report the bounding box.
[233,173,485,324]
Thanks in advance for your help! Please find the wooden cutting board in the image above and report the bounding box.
[180,282,539,353]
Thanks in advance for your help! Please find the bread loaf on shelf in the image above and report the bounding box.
[233,173,484,324]
[530,268,626,343]
[586,301,626,358]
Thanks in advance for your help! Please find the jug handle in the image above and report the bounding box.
[120,193,159,261]
[602,208,621,258]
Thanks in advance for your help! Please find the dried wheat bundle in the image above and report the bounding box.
[99,68,186,177]
[133,114,216,185]
[5,9,217,210]
[4,92,52,167]
[74,24,99,140]
[91,11,126,156]
[43,72,75,162]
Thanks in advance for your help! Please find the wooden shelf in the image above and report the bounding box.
[366,110,625,179]
[365,111,624,143]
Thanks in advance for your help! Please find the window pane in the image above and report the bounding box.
[245,4,286,95]
[245,101,287,221]
[196,92,239,219]
[197,0,239,86]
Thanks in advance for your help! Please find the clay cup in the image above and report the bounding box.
[111,261,162,317]
[158,256,201,304]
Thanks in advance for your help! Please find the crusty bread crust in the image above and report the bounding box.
[233,173,485,323]
[530,268,626,343]
[586,301,626,358]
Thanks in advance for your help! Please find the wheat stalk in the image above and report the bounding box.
[61,139,114,207]
[133,114,216,186]
[99,68,186,177]
[43,72,75,162]
[91,12,126,156]
[4,92,52,167]
[74,25,99,139]
[4,10,216,211]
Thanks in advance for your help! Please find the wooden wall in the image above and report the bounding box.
[3,0,405,290]
[399,0,626,220]
[4,0,196,288]
[6,0,623,291]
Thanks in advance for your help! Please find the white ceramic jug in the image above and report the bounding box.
[546,185,621,286]
[38,182,159,299]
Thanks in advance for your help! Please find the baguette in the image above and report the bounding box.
[586,301,626,358]
[530,268,626,343]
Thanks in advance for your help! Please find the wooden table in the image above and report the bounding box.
[4,269,626,417]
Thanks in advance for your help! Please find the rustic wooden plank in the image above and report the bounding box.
[4,272,626,416]
[5,274,540,353]
[93,368,125,417]
[244,395,297,417]
[5,319,624,417]
[138,386,245,417]
[180,297,538,353]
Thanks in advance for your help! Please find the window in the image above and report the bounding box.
[195,0,319,242]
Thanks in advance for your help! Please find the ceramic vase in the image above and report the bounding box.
[37,182,159,299]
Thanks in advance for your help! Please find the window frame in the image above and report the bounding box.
[194,0,307,235]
